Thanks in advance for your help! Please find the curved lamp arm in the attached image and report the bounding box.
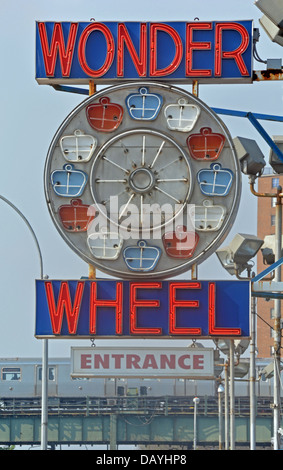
[0,195,44,279]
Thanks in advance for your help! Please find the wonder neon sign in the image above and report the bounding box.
[35,21,253,84]
[35,279,250,338]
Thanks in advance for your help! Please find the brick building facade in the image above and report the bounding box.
[257,170,283,357]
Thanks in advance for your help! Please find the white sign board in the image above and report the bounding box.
[71,347,214,378]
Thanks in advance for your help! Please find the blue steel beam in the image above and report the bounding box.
[251,257,283,299]
[211,107,283,123]
[212,108,283,162]
[52,85,89,95]
[251,257,283,282]
[247,113,283,162]
[252,291,283,299]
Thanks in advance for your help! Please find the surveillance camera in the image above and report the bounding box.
[255,0,283,29]
[233,136,266,176]
[261,247,275,265]
[259,15,283,47]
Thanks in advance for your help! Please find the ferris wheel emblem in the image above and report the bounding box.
[45,82,241,279]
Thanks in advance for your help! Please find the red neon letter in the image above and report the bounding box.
[45,281,84,335]
[208,282,241,335]
[215,22,250,77]
[130,282,162,335]
[38,22,78,77]
[150,23,183,77]
[78,23,115,77]
[169,282,201,335]
[186,22,212,77]
[89,282,123,335]
[117,23,147,77]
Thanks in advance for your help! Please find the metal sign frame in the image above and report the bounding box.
[35,21,253,85]
[35,279,250,339]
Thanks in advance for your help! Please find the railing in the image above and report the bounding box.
[0,395,275,417]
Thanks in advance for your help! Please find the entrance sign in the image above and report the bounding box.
[35,21,253,84]
[35,279,250,339]
[71,347,215,378]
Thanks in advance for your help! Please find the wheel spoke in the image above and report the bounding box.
[96,179,127,183]
[156,178,188,183]
[149,140,166,168]
[102,156,129,174]
[158,157,182,172]
[119,193,135,220]
[154,186,181,203]
[141,135,146,166]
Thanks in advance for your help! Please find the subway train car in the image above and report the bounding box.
[0,356,275,403]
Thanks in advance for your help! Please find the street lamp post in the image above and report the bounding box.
[224,363,229,450]
[273,187,282,450]
[249,181,283,450]
[216,233,264,450]
[250,280,257,450]
[229,341,235,450]
[0,195,48,451]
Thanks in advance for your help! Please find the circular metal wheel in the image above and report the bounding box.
[90,128,192,233]
[44,82,241,279]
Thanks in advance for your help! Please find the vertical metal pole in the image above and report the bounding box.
[273,187,282,450]
[193,397,199,450]
[109,414,117,450]
[191,263,198,280]
[229,340,235,450]
[191,266,199,451]
[193,401,197,450]
[41,339,48,450]
[224,363,229,450]
[218,391,222,449]
[218,385,224,449]
[250,284,256,450]
[192,80,199,97]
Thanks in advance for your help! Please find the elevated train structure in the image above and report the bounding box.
[0,357,277,417]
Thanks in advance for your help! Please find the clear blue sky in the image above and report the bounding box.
[0,0,282,357]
